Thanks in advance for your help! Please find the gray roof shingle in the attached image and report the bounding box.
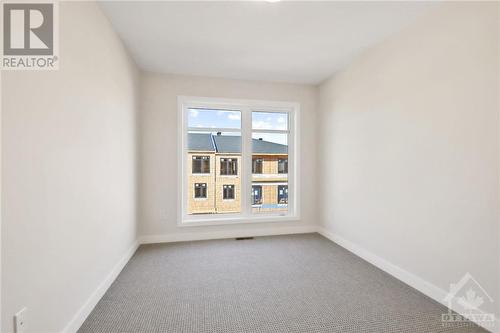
[213,135,241,153]
[188,134,287,154]
[252,138,287,154]
[187,133,215,152]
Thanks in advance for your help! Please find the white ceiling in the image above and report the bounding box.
[99,1,435,85]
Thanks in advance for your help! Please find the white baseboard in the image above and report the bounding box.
[139,225,317,244]
[61,240,140,333]
[61,226,497,333]
[317,227,498,333]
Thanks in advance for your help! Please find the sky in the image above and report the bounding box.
[188,108,288,145]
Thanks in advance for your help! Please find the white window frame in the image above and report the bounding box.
[178,96,300,226]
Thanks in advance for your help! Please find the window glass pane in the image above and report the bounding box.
[188,108,241,129]
[186,130,241,215]
[251,132,288,215]
[252,185,262,205]
[223,185,235,200]
[192,156,210,174]
[278,159,288,174]
[252,158,263,174]
[220,158,238,176]
[194,183,207,198]
[252,112,288,130]
[277,185,288,204]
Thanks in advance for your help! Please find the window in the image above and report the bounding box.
[252,158,263,174]
[184,108,241,215]
[252,112,289,215]
[278,159,288,174]
[252,185,262,205]
[221,158,237,175]
[180,96,298,224]
[223,185,235,200]
[192,156,210,174]
[194,183,207,199]
[278,185,288,204]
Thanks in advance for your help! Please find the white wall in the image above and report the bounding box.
[139,73,317,240]
[1,2,139,332]
[318,1,499,318]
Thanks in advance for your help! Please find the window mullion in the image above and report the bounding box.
[241,106,252,217]
[251,129,289,134]
[187,127,241,133]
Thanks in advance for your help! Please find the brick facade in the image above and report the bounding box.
[187,152,288,215]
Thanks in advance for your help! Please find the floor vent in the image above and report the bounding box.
[235,237,254,241]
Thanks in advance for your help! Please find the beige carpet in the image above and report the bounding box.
[78,233,488,333]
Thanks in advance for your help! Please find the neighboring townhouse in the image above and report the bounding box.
[187,133,216,214]
[187,133,288,215]
[250,138,288,214]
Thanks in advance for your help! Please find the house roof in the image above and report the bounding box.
[252,138,288,154]
[213,135,241,153]
[187,133,215,152]
[188,133,287,154]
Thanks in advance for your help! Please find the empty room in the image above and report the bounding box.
[1,1,499,332]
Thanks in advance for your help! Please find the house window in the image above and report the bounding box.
[192,156,210,174]
[252,185,262,205]
[278,185,288,204]
[278,159,288,174]
[252,158,263,174]
[181,97,298,224]
[221,158,237,175]
[223,185,235,200]
[252,111,290,215]
[194,183,207,198]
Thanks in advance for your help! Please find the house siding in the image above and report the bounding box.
[188,152,288,215]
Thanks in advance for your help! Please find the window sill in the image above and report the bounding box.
[179,215,300,227]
